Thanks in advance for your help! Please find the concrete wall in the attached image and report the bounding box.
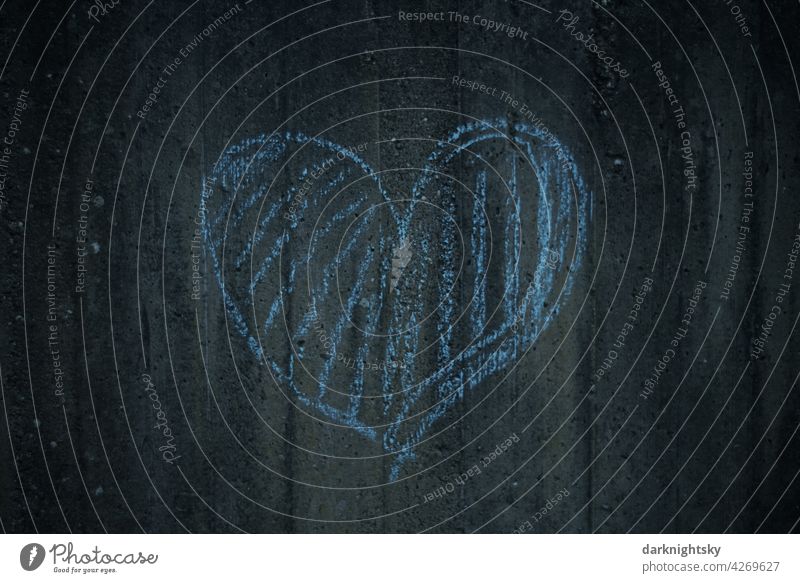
[1,0,799,533]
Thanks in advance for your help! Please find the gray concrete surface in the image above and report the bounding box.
[1,0,799,533]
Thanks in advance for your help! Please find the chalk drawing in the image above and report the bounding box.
[200,119,591,479]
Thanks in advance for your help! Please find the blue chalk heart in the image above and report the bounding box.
[201,118,591,480]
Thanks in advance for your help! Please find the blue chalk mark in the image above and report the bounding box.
[200,119,592,480]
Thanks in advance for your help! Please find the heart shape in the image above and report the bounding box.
[200,118,591,479]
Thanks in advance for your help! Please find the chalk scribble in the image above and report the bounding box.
[200,118,592,479]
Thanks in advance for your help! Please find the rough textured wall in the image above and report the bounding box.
[1,0,799,533]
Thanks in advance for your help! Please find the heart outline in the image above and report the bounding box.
[201,118,591,480]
